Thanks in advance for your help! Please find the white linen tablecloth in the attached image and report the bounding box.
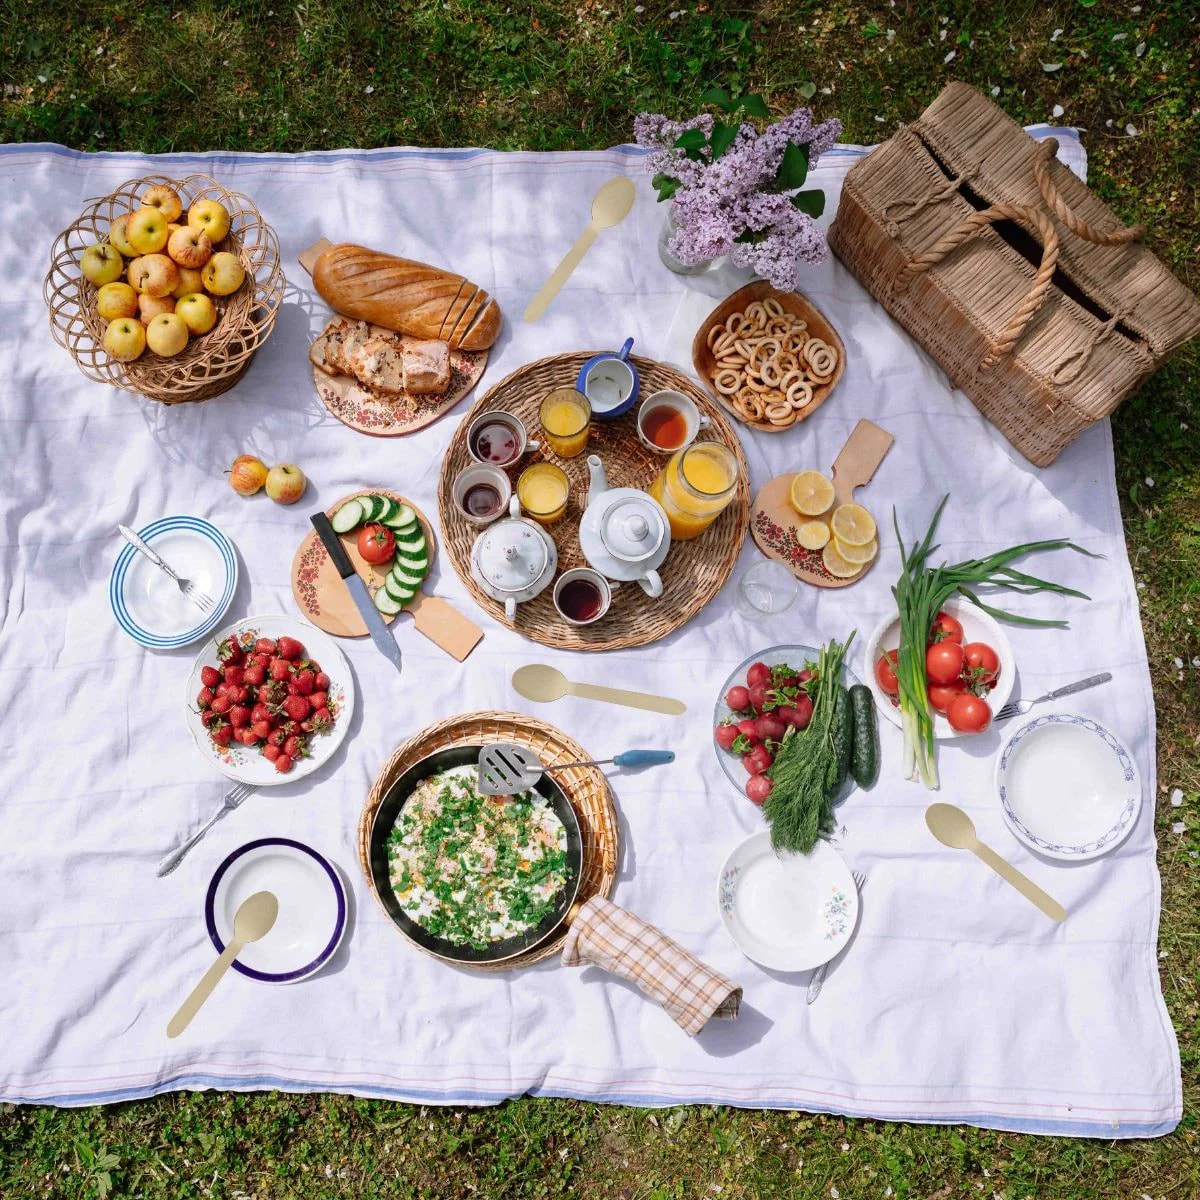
[0,131,1180,1136]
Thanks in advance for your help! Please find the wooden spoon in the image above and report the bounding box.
[167,891,279,1038]
[523,177,636,322]
[925,803,1066,922]
[512,663,685,716]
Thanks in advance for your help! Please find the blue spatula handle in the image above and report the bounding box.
[612,750,675,768]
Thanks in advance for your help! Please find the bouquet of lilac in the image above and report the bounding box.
[634,88,842,291]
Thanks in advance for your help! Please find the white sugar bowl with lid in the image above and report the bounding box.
[579,454,671,599]
[470,495,558,619]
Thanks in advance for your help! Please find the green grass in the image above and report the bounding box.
[3,2,1199,1196]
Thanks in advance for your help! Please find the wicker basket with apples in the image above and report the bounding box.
[43,174,284,404]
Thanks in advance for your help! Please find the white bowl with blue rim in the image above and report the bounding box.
[995,711,1142,862]
[576,337,639,421]
[110,515,238,648]
[206,838,348,983]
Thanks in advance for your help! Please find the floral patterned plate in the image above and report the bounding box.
[183,615,354,787]
[717,831,859,972]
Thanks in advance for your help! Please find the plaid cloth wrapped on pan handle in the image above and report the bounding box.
[561,897,742,1035]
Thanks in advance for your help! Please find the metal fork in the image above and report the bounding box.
[118,524,215,615]
[157,783,256,877]
[806,869,866,1004]
[994,672,1112,722]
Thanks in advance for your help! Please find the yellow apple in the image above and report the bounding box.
[172,266,205,299]
[229,454,269,496]
[103,317,146,362]
[176,292,217,335]
[201,251,245,296]
[127,253,180,298]
[138,293,176,324]
[96,281,138,321]
[146,312,189,357]
[141,184,183,223]
[188,198,230,243]
[127,207,169,254]
[167,224,213,269]
[265,463,307,505]
[80,242,123,286]
[109,213,138,257]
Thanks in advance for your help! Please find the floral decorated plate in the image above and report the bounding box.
[183,615,354,787]
[995,712,1142,862]
[717,831,859,972]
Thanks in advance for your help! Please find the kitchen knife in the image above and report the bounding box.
[309,512,403,674]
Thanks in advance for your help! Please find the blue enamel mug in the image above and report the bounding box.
[575,337,640,421]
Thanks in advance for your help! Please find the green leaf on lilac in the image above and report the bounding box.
[652,173,680,202]
[710,121,737,158]
[776,140,810,190]
[740,92,770,118]
[674,129,707,151]
[702,86,737,113]
[790,188,826,217]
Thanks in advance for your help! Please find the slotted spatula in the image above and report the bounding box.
[477,743,674,796]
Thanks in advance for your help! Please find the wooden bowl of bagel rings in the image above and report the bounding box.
[691,281,845,434]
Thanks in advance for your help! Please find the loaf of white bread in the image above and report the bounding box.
[312,244,501,351]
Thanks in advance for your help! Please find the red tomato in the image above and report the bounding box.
[962,642,1000,688]
[875,649,900,696]
[947,692,992,734]
[358,523,395,565]
[928,680,965,714]
[926,641,965,686]
[745,774,772,805]
[715,723,740,751]
[725,685,751,712]
[745,661,771,688]
[930,611,964,644]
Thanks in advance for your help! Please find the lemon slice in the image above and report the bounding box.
[822,540,863,579]
[835,535,877,565]
[789,471,834,517]
[830,502,876,548]
[797,520,830,551]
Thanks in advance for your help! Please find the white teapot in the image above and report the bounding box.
[470,495,558,620]
[578,455,671,599]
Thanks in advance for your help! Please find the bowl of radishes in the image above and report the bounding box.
[863,596,1014,740]
[713,645,861,806]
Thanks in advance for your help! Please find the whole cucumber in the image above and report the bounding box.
[829,686,853,793]
[849,684,879,788]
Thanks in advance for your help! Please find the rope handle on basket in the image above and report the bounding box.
[893,202,1060,374]
[1033,139,1145,246]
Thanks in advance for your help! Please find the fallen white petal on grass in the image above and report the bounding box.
[1042,62,1063,72]
[364,85,374,94]
[1170,789,1183,807]
[940,29,947,41]
[991,86,1001,96]
[1052,104,1064,118]
[944,51,956,63]
[1051,28,1063,42]
[1171,822,1186,835]
[1126,123,1139,135]
[1136,41,1146,56]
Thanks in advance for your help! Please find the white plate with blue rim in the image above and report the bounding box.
[110,516,238,648]
[995,712,1142,862]
[717,831,858,972]
[206,838,348,983]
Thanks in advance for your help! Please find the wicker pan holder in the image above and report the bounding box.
[828,82,1200,466]
[44,174,285,404]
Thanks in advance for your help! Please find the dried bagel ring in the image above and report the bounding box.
[804,339,839,379]
[707,324,725,351]
[775,351,799,373]
[743,301,767,325]
[758,356,785,388]
[712,330,739,358]
[778,368,806,394]
[747,337,781,372]
[724,313,750,336]
[762,297,785,318]
[765,401,794,425]
[713,367,743,395]
[787,379,814,409]
[735,387,765,420]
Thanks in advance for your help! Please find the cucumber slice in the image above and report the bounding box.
[398,550,429,573]
[374,496,400,523]
[390,562,426,588]
[383,503,416,529]
[385,575,418,603]
[330,498,364,533]
[396,532,426,557]
[389,520,419,540]
[373,586,404,615]
[363,494,389,521]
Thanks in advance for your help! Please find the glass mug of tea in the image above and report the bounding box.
[466,410,539,467]
[452,464,512,526]
[553,567,614,626]
[636,389,710,455]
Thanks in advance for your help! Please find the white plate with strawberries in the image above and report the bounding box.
[185,615,354,785]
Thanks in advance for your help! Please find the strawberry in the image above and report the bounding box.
[274,753,294,774]
[216,636,244,665]
[305,708,331,733]
[254,637,277,655]
[210,695,232,715]
[200,709,218,728]
[276,636,304,661]
[215,680,234,698]
[283,695,310,722]
[229,704,250,729]
[312,706,332,726]
[309,690,328,712]
[200,665,221,688]
[283,734,306,760]
[286,681,300,696]
[211,723,232,747]
[250,702,270,723]
[293,669,315,695]
[257,682,280,706]
[237,728,259,746]
[222,664,244,687]
[197,687,214,709]
[242,662,266,687]
[314,671,330,691]
[263,743,281,762]
[269,658,292,683]
[267,728,288,748]
[251,718,272,740]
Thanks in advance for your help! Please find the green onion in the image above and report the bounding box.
[893,495,1097,789]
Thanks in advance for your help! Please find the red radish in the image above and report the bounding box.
[274,754,294,774]
[797,669,814,684]
[725,685,751,712]
[777,694,814,729]
[200,665,221,688]
[276,636,304,660]
[755,713,786,742]
[745,774,772,805]
[744,744,773,775]
[715,723,740,751]
[746,661,771,687]
[748,682,771,713]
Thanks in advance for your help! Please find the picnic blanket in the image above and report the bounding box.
[0,131,1180,1136]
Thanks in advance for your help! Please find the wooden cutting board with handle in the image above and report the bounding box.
[290,489,483,661]
[750,419,894,589]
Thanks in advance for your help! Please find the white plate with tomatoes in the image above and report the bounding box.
[185,615,354,784]
[864,597,1014,740]
[713,645,861,805]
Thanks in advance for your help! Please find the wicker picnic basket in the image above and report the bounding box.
[828,83,1200,465]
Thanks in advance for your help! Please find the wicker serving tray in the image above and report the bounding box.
[436,352,751,651]
[359,710,619,971]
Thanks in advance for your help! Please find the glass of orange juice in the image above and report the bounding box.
[539,388,591,458]
[517,462,570,526]
[648,441,738,540]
